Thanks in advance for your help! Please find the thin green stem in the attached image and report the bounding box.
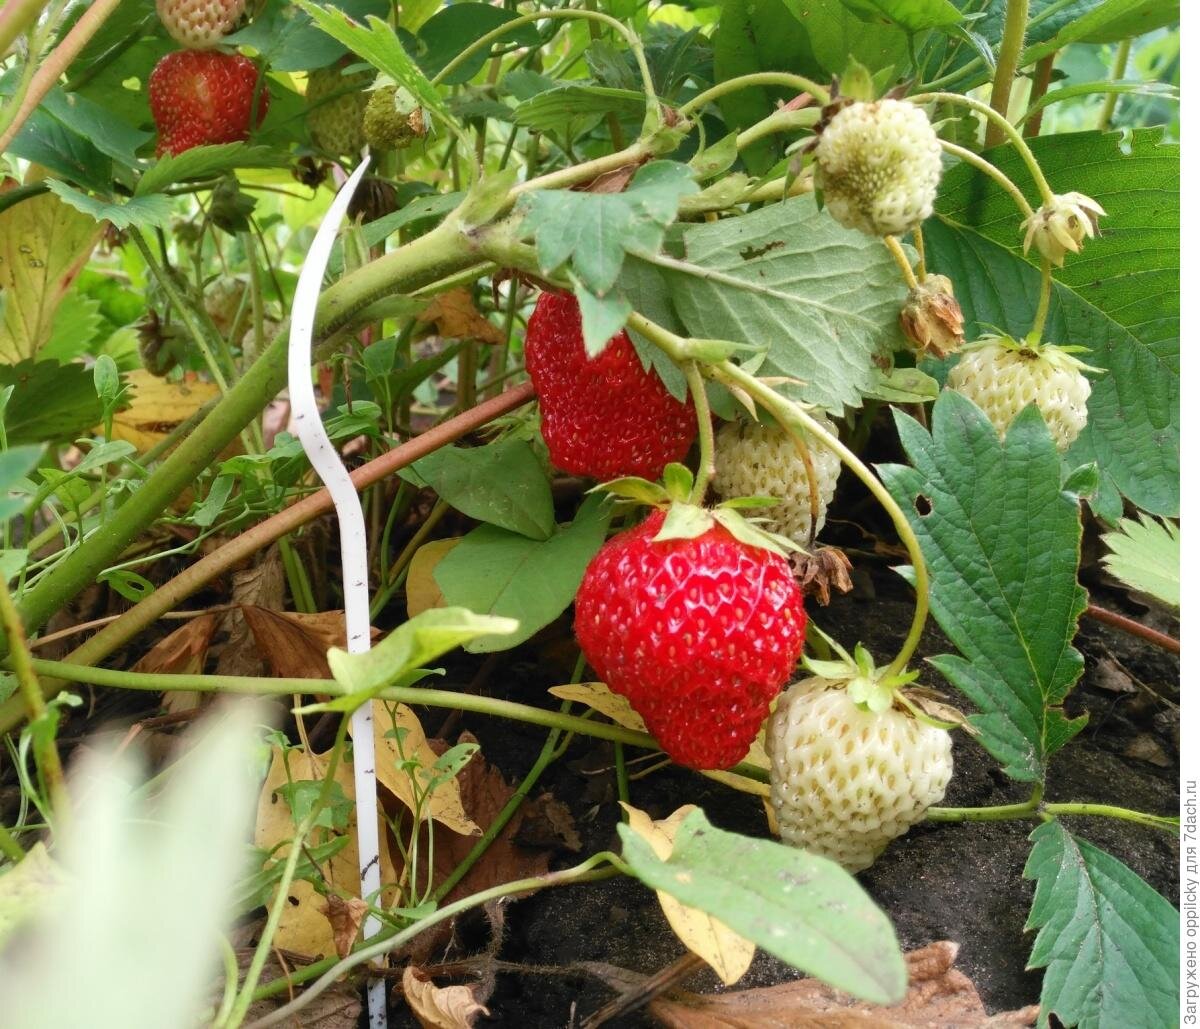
[214,933,240,1027]
[1042,802,1179,833]
[431,9,657,119]
[678,72,830,120]
[709,361,929,679]
[883,235,919,290]
[221,714,353,1028]
[911,91,1054,204]
[986,0,1030,147]
[924,796,1041,822]
[372,498,450,619]
[939,140,1035,221]
[1097,38,1132,131]
[18,657,771,784]
[0,578,70,828]
[1026,258,1054,346]
[685,362,714,504]
[246,854,624,1029]
[734,107,819,153]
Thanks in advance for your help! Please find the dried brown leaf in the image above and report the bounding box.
[133,614,218,714]
[514,793,581,853]
[402,966,490,1029]
[649,940,1039,1028]
[321,894,369,960]
[242,607,380,679]
[108,371,223,452]
[216,551,285,678]
[418,289,504,345]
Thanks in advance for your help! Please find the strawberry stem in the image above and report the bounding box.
[685,361,715,504]
[938,139,1036,220]
[883,235,919,290]
[710,361,930,681]
[678,72,832,120]
[1026,257,1054,346]
[911,91,1055,205]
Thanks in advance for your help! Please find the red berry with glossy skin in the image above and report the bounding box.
[149,51,268,157]
[525,291,696,480]
[575,509,807,770]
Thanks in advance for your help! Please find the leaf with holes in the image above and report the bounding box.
[878,391,1088,782]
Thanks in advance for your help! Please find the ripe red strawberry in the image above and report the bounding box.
[156,0,246,49]
[148,51,269,157]
[575,509,806,770]
[525,291,696,480]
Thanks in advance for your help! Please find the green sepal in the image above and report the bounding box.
[716,495,781,510]
[590,476,671,506]
[654,501,714,542]
[838,57,876,103]
[662,462,695,503]
[710,507,800,558]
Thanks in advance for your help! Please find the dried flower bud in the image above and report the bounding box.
[790,545,854,606]
[1020,192,1106,267]
[898,274,965,359]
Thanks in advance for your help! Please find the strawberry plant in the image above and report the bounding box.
[0,1,1181,1027]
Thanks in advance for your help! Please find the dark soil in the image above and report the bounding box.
[435,568,1180,1027]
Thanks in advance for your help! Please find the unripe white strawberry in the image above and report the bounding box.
[202,275,247,336]
[306,65,370,156]
[766,678,953,872]
[156,0,246,49]
[712,415,841,546]
[1021,192,1106,268]
[946,337,1091,451]
[814,99,942,237]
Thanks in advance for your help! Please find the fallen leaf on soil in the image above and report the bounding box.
[402,965,490,1029]
[107,371,223,453]
[514,792,581,853]
[621,803,755,987]
[321,894,369,959]
[649,940,1039,1028]
[132,613,218,714]
[242,606,381,679]
[407,538,461,616]
[253,708,477,959]
[1124,733,1171,767]
[429,733,550,903]
[216,550,285,678]
[548,682,770,796]
[418,289,505,345]
[0,843,65,947]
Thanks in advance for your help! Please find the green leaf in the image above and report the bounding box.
[1024,820,1179,1028]
[327,607,518,695]
[654,196,907,415]
[0,447,42,524]
[779,0,911,78]
[276,779,353,831]
[225,0,390,71]
[0,361,104,446]
[1100,513,1179,609]
[1021,1,1181,66]
[43,181,172,231]
[878,392,1088,782]
[434,493,613,653]
[519,161,698,297]
[40,292,104,364]
[37,86,151,171]
[415,3,540,85]
[1019,80,1178,127]
[924,176,1178,518]
[512,85,646,136]
[840,0,962,32]
[573,282,631,358]
[135,144,282,197]
[407,438,556,540]
[864,366,941,403]
[293,0,449,122]
[618,809,906,1005]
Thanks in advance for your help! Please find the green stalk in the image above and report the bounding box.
[0,579,70,828]
[16,658,771,783]
[1026,258,1054,345]
[939,140,1035,221]
[685,362,714,504]
[986,0,1030,147]
[678,72,831,119]
[1097,38,1132,131]
[246,854,623,1028]
[10,216,477,651]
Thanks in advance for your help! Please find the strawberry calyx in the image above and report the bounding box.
[592,461,802,558]
[962,332,1103,375]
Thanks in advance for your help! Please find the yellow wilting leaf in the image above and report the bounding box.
[253,701,479,958]
[548,681,771,797]
[107,371,223,452]
[0,184,103,363]
[405,537,461,616]
[621,803,756,986]
[402,966,490,1029]
[417,288,505,345]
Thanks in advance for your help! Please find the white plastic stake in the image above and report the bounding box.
[288,155,387,1028]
